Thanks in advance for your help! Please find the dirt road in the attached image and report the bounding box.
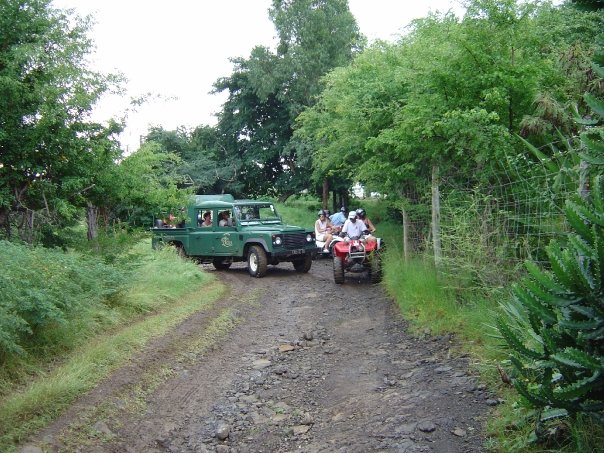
[27,258,492,452]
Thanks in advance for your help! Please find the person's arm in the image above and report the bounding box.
[366,218,376,233]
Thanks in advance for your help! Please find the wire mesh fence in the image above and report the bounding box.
[398,156,579,294]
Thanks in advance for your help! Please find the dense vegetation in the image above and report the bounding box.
[1,0,604,451]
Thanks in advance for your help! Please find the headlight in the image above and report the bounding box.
[273,235,283,246]
[306,233,314,242]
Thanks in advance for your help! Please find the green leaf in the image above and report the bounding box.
[524,261,567,296]
[584,93,604,120]
[553,372,601,400]
[497,317,543,360]
[540,407,568,421]
[514,285,558,326]
[552,348,604,371]
[559,317,602,330]
[522,278,576,308]
[546,243,575,290]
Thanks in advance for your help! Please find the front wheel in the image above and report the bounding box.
[333,255,344,284]
[370,252,382,284]
[247,245,268,278]
[293,254,312,273]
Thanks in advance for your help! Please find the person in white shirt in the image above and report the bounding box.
[341,211,366,239]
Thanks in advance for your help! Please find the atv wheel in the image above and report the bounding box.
[293,254,312,273]
[333,255,345,284]
[370,252,382,284]
[247,245,268,278]
[212,258,232,270]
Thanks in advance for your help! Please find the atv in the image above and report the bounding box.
[332,234,383,284]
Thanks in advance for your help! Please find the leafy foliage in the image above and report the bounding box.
[498,177,604,423]
[0,240,125,364]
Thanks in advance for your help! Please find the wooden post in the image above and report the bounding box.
[402,206,409,262]
[431,164,442,268]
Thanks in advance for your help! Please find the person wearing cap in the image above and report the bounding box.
[315,210,334,253]
[341,211,366,239]
[329,206,347,227]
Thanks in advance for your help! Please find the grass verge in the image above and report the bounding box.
[0,240,224,452]
[382,248,604,452]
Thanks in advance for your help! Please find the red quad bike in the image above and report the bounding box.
[332,234,383,284]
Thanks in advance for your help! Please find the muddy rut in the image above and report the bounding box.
[25,258,493,453]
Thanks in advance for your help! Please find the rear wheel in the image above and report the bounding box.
[370,252,382,284]
[212,258,232,270]
[247,245,268,278]
[333,255,345,284]
[293,254,312,273]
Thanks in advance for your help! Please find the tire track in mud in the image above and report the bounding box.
[26,259,492,452]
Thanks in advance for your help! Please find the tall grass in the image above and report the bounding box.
[0,237,223,451]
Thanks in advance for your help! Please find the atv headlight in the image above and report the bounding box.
[272,234,283,246]
[306,233,314,242]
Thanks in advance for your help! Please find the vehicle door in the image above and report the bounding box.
[189,208,215,255]
[213,209,241,256]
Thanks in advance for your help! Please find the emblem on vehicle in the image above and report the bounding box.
[221,233,233,248]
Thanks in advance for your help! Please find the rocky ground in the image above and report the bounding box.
[24,258,496,453]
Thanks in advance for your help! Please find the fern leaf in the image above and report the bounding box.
[552,348,604,371]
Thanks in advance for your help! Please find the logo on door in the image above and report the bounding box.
[221,233,233,248]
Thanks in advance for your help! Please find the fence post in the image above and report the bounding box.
[402,206,409,262]
[432,164,442,268]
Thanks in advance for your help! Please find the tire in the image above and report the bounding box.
[247,245,268,278]
[370,252,382,284]
[333,255,344,284]
[172,243,186,258]
[293,254,312,273]
[213,258,232,270]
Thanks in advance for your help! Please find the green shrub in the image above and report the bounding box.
[0,241,126,364]
[497,177,604,432]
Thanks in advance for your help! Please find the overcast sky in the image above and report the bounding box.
[51,0,464,151]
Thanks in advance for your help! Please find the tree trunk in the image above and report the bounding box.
[322,179,329,211]
[431,164,442,268]
[0,207,10,239]
[277,192,294,203]
[87,202,99,241]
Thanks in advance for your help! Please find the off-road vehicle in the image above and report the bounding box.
[151,194,316,277]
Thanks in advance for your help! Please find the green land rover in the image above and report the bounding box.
[151,194,317,277]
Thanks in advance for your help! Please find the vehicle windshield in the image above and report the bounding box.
[235,204,281,225]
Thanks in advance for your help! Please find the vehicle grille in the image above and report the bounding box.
[282,233,307,249]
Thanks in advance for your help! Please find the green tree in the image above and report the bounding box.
[0,0,123,242]
[212,0,363,199]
